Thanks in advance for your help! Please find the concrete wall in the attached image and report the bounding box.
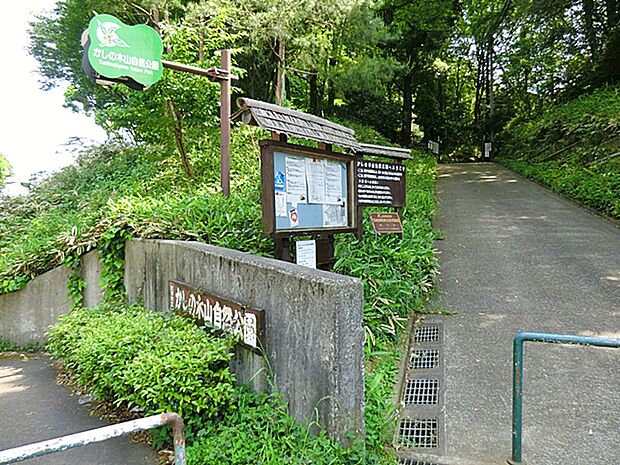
[125,239,365,444]
[0,266,71,345]
[0,250,103,345]
[80,251,104,308]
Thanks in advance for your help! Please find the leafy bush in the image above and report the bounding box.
[0,127,268,296]
[0,338,43,353]
[334,151,438,462]
[499,157,620,218]
[187,388,370,465]
[47,304,236,438]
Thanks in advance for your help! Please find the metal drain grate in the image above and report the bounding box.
[398,418,438,448]
[399,458,444,465]
[403,379,439,404]
[413,325,440,343]
[410,349,440,369]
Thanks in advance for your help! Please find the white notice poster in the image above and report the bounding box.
[305,158,326,204]
[275,191,287,217]
[296,240,316,268]
[285,155,307,204]
[324,160,343,205]
[323,201,347,227]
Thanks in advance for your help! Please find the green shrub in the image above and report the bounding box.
[499,157,620,219]
[0,127,267,296]
[335,151,438,462]
[0,338,44,353]
[47,304,236,438]
[186,387,370,465]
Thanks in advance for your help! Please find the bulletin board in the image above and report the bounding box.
[260,140,359,236]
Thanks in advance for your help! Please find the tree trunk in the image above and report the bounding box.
[165,100,194,179]
[455,60,462,106]
[487,39,495,145]
[309,72,320,115]
[473,44,486,136]
[326,57,336,113]
[401,69,413,146]
[275,39,286,105]
[583,0,598,59]
[605,0,619,30]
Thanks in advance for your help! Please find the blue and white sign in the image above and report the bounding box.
[274,170,286,191]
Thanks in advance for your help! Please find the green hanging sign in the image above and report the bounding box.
[87,14,163,87]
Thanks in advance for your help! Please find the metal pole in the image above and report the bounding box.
[0,413,186,465]
[162,413,186,465]
[220,49,231,197]
[508,332,620,465]
[509,334,525,465]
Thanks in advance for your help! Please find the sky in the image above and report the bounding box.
[0,2,107,195]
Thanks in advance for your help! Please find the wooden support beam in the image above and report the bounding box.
[161,59,238,81]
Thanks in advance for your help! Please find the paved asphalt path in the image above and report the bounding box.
[0,354,156,464]
[433,163,619,465]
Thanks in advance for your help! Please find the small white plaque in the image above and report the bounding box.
[296,240,316,268]
[275,191,287,217]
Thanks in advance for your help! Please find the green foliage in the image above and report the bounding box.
[47,304,236,439]
[0,143,162,295]
[0,127,268,297]
[363,349,400,460]
[498,86,620,219]
[64,252,86,308]
[338,152,438,462]
[186,387,373,465]
[0,338,44,353]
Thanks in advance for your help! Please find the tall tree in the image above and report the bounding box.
[382,0,459,146]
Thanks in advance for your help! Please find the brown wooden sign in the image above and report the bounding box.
[369,212,403,234]
[356,160,406,207]
[168,280,263,351]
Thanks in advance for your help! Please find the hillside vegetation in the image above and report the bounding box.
[0,127,269,296]
[497,86,620,219]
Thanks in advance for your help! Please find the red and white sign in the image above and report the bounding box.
[289,208,299,227]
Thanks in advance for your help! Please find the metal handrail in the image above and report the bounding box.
[508,332,620,465]
[0,412,186,465]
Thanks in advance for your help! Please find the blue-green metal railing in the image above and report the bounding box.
[0,413,186,465]
[508,332,620,465]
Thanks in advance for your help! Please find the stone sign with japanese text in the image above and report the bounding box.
[168,280,263,350]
